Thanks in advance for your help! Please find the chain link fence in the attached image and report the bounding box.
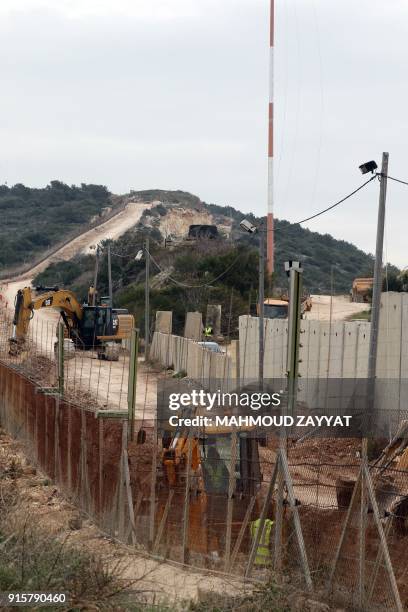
[0,302,407,609]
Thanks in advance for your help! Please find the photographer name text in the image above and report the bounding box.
[168,414,352,428]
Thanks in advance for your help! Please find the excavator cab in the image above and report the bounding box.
[161,427,261,496]
[78,306,119,348]
[200,433,261,497]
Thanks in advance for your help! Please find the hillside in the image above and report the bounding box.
[94,189,378,293]
[32,188,385,337]
[0,181,117,273]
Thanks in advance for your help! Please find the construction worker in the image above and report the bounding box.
[250,517,274,566]
[203,325,213,339]
[202,446,229,494]
[202,446,229,564]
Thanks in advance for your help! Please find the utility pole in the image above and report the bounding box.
[259,229,265,382]
[107,244,113,308]
[360,152,388,608]
[368,152,389,382]
[145,236,150,361]
[238,218,265,380]
[92,245,99,306]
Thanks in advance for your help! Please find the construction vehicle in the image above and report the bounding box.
[155,416,262,558]
[371,421,408,534]
[256,296,312,319]
[261,298,289,319]
[9,285,134,360]
[187,224,219,240]
[336,422,408,530]
[351,277,373,302]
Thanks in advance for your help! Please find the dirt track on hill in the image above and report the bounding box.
[0,198,157,419]
[4,199,152,282]
[305,294,369,321]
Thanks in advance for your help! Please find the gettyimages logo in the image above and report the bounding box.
[167,389,282,411]
[158,378,403,438]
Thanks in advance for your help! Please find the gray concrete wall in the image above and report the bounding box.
[155,311,173,334]
[151,332,232,390]
[238,316,370,380]
[152,293,408,417]
[184,312,203,341]
[375,292,408,419]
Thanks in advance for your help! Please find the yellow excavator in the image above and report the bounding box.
[9,285,134,360]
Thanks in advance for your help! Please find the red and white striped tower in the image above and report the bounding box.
[266,0,274,276]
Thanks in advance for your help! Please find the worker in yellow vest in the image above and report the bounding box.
[202,447,229,494]
[203,325,213,338]
[250,517,274,566]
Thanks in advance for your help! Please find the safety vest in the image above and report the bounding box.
[205,462,225,492]
[204,326,212,337]
[250,518,274,566]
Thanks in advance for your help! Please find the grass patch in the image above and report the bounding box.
[0,443,152,611]
[189,581,289,612]
[346,309,371,321]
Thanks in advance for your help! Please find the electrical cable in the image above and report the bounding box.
[280,174,377,227]
[383,175,408,187]
[110,251,140,259]
[147,249,243,289]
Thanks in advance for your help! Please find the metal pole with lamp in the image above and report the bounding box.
[240,219,265,383]
[135,240,151,361]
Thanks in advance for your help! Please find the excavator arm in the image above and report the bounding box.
[10,286,83,351]
[162,435,201,487]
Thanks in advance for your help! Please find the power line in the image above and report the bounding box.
[281,175,377,228]
[383,174,408,187]
[110,250,140,259]
[147,249,243,289]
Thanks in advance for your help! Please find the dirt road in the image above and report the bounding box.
[0,198,157,419]
[305,294,369,321]
[6,199,151,282]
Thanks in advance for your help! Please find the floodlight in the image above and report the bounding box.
[359,160,378,175]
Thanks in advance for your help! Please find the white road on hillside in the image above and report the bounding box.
[305,294,369,321]
[0,199,156,419]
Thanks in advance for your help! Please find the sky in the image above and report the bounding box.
[1,0,408,266]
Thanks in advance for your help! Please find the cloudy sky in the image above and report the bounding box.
[1,0,408,266]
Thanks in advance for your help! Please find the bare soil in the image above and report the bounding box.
[0,427,253,607]
[305,294,369,321]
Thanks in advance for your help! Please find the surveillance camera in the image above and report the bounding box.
[240,219,258,234]
[359,160,378,175]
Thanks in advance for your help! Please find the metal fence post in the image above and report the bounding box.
[57,322,64,395]
[181,436,193,564]
[224,431,238,571]
[127,328,139,441]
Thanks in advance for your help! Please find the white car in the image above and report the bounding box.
[197,341,225,354]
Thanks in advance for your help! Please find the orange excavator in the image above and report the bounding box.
[157,423,262,558]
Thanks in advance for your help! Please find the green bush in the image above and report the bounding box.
[0,182,112,268]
